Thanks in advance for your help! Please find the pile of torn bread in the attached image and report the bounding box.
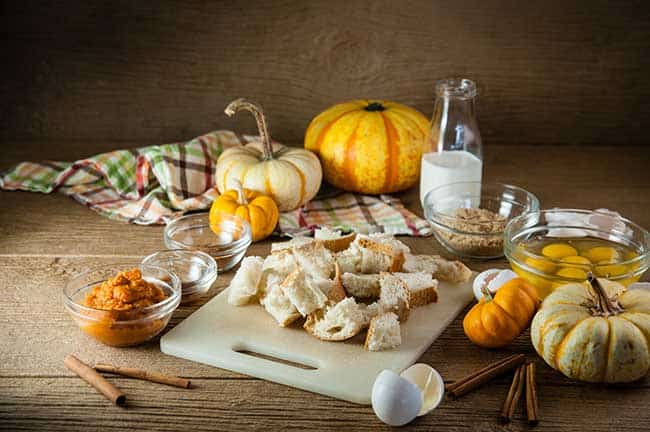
[227,228,472,351]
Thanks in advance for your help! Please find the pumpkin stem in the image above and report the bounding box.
[365,101,386,112]
[231,179,248,205]
[588,274,623,317]
[480,284,493,302]
[225,98,274,160]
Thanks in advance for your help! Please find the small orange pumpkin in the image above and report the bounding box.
[463,278,540,348]
[209,182,279,242]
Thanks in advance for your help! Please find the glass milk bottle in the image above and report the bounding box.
[420,78,483,205]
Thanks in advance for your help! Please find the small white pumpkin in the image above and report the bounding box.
[216,99,322,212]
[531,277,650,383]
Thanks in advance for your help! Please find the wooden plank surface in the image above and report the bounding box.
[2,0,650,147]
[1,143,649,431]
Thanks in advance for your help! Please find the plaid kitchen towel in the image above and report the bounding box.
[0,130,432,236]
[280,193,432,236]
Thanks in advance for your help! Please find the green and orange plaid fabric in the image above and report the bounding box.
[0,130,432,236]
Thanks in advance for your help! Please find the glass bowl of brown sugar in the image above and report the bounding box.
[423,182,540,259]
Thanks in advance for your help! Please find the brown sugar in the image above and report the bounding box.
[447,208,507,234]
[436,208,506,256]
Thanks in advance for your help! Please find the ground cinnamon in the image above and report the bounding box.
[446,354,526,398]
[500,364,526,423]
[64,355,125,405]
[526,362,539,425]
[95,363,191,389]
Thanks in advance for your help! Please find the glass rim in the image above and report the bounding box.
[435,78,477,99]
[141,249,218,295]
[142,249,218,274]
[164,212,252,254]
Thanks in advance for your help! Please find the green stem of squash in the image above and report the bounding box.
[365,101,386,112]
[224,98,274,160]
[588,275,622,317]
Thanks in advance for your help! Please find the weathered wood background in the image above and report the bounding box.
[2,0,650,151]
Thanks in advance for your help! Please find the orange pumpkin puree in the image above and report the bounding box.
[79,269,170,347]
[83,268,167,310]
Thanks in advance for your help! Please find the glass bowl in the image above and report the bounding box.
[63,264,181,347]
[505,209,650,299]
[164,212,252,272]
[423,182,540,259]
[142,249,217,304]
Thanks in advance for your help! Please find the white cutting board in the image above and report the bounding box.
[161,276,474,404]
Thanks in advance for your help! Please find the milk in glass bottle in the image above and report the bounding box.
[420,78,483,205]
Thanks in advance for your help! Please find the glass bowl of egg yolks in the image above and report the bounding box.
[504,209,649,299]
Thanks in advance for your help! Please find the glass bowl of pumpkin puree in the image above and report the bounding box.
[63,264,181,347]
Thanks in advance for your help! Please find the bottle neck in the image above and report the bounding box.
[429,95,482,157]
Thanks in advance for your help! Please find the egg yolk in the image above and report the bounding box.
[541,243,578,260]
[556,267,588,280]
[560,255,591,266]
[525,257,556,274]
[624,251,641,272]
[594,261,628,277]
[582,246,619,263]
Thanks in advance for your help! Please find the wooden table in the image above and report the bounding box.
[1,143,649,431]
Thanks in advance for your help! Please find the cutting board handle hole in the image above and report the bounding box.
[233,348,318,370]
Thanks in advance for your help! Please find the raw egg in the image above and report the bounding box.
[542,243,578,260]
[582,246,620,263]
[560,255,591,267]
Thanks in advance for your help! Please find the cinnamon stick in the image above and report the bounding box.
[64,355,126,405]
[500,364,526,423]
[526,362,539,426]
[446,354,526,397]
[445,354,522,391]
[95,363,191,389]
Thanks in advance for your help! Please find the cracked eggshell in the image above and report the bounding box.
[400,363,444,416]
[473,269,518,301]
[371,370,422,426]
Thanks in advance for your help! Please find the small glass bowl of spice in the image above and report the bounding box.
[63,264,181,347]
[423,182,540,259]
[142,249,217,304]
[164,212,252,272]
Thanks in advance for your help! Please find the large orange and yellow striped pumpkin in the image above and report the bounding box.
[304,100,430,194]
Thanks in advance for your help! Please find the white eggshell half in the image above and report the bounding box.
[372,370,423,426]
[400,363,444,416]
[472,269,518,301]
[488,269,518,291]
[472,269,500,301]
